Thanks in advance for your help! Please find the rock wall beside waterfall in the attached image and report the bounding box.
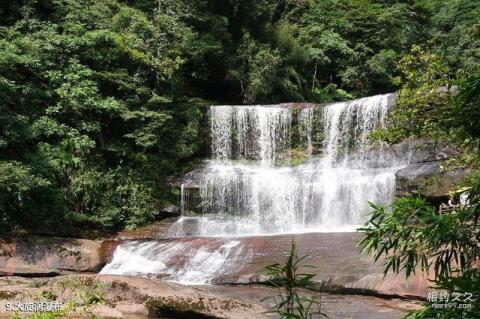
[392,139,470,203]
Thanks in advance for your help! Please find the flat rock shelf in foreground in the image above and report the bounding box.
[0,274,422,319]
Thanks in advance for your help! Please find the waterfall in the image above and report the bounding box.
[211,105,291,164]
[101,93,405,284]
[176,93,402,236]
[322,94,392,164]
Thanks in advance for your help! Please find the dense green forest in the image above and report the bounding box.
[1,0,479,235]
[1,1,479,318]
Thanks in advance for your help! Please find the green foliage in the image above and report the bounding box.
[300,0,431,96]
[371,53,477,147]
[455,76,480,141]
[11,277,106,319]
[263,240,327,319]
[359,184,480,318]
[54,277,105,318]
[430,0,480,74]
[0,0,207,235]
[370,46,457,143]
[359,197,479,279]
[236,33,283,103]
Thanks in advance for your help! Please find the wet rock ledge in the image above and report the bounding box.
[0,219,176,277]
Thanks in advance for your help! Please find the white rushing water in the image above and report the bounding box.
[322,96,390,158]
[100,238,250,285]
[211,105,291,164]
[299,107,314,155]
[176,93,405,236]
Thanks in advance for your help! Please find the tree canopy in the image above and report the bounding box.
[1,0,479,235]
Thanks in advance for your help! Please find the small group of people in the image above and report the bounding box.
[441,187,471,214]
[447,192,470,207]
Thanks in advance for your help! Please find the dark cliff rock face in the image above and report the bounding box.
[392,139,469,204]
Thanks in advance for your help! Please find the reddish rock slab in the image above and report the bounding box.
[103,232,431,299]
[219,232,431,299]
[108,218,178,240]
[0,236,106,276]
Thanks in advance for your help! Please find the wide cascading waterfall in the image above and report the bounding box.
[101,93,406,285]
[171,93,405,237]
